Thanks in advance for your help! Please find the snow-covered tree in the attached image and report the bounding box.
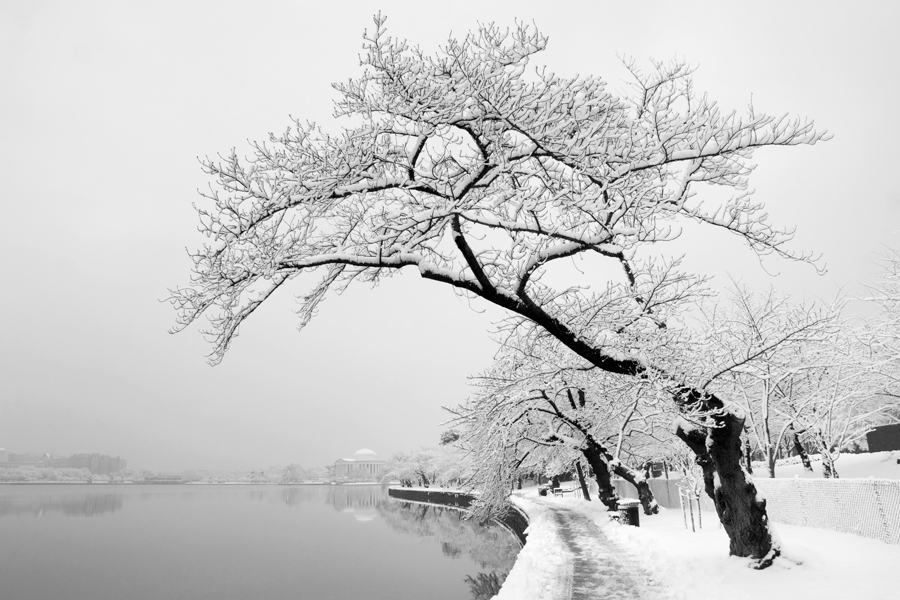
[382,446,466,488]
[440,429,461,445]
[689,283,835,477]
[282,463,325,482]
[864,247,900,417]
[454,323,670,514]
[867,248,900,328]
[170,15,829,566]
[693,280,900,479]
[778,329,900,477]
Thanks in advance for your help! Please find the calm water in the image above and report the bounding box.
[0,484,519,600]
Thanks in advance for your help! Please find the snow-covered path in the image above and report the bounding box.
[497,487,900,600]
[496,494,668,600]
[548,504,666,600]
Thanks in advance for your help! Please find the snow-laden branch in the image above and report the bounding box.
[171,16,828,368]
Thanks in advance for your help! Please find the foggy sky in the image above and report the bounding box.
[1,0,898,471]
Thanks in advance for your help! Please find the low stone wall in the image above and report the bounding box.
[387,487,528,545]
[388,487,474,508]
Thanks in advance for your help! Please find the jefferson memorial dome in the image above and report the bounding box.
[334,448,386,478]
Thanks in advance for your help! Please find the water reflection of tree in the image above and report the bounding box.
[465,571,505,600]
[0,493,123,517]
[441,541,462,558]
[275,487,518,599]
[378,501,518,573]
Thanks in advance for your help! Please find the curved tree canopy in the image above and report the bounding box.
[170,15,827,371]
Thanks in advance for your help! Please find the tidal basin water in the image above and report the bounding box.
[0,484,520,600]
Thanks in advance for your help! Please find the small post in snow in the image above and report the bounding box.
[688,492,696,532]
[679,488,696,532]
[696,493,703,529]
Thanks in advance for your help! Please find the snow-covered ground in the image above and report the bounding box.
[753,450,900,479]
[496,490,899,600]
[597,503,899,600]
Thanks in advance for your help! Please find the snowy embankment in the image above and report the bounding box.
[494,495,572,600]
[496,490,899,600]
[752,450,900,479]
[595,503,899,600]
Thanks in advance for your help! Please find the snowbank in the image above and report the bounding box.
[493,495,572,600]
[754,450,900,479]
[496,491,898,600]
[594,504,899,600]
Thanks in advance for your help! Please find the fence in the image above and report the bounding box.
[614,477,900,545]
[754,478,900,544]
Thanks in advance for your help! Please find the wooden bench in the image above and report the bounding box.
[551,487,582,498]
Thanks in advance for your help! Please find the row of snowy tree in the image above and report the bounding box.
[380,269,900,512]
[449,274,900,502]
[0,466,314,483]
[0,466,100,483]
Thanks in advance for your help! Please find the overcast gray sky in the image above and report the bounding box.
[2,1,898,472]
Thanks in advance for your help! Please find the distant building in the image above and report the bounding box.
[6,452,50,467]
[67,454,127,475]
[867,424,900,452]
[0,450,126,474]
[334,449,386,479]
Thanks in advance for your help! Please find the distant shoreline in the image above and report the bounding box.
[0,481,391,486]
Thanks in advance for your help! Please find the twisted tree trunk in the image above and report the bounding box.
[611,460,660,515]
[575,461,592,501]
[790,425,813,472]
[816,432,840,478]
[580,443,619,511]
[579,438,660,515]
[674,390,779,569]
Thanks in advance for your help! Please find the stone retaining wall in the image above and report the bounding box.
[387,487,529,545]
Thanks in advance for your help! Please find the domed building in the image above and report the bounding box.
[333,449,387,479]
